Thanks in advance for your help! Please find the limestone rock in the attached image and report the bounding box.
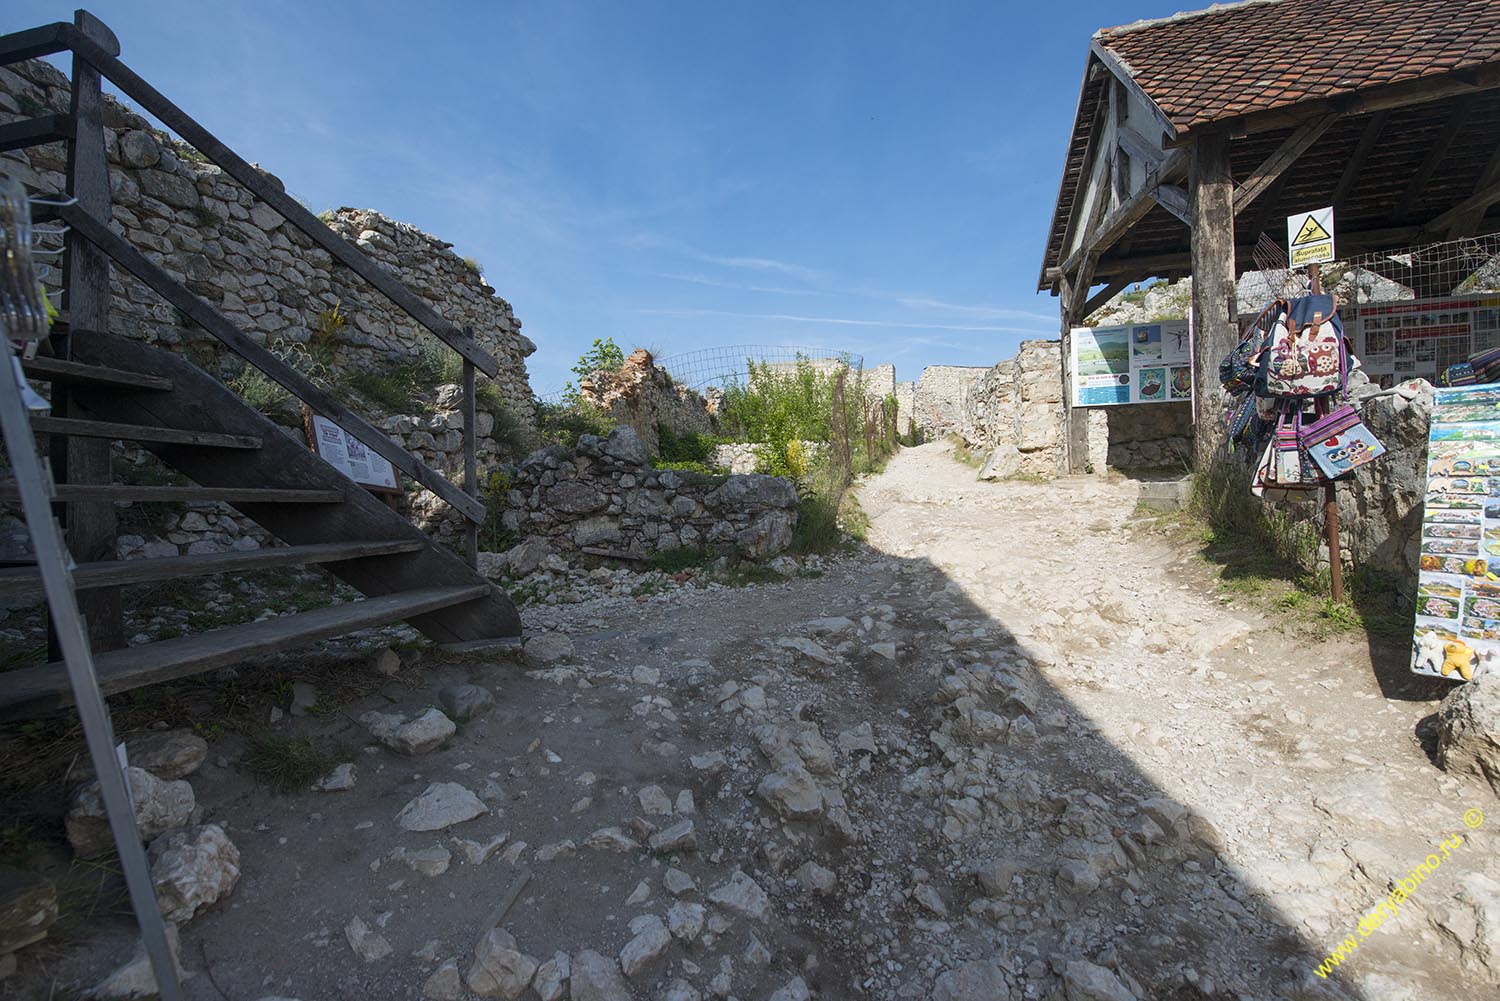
[345,916,392,963]
[87,923,186,999]
[500,537,552,577]
[795,861,836,896]
[977,445,1022,481]
[973,857,1020,896]
[619,914,671,978]
[603,426,648,465]
[391,845,452,877]
[361,708,455,755]
[465,927,538,998]
[664,868,696,896]
[664,980,702,1001]
[757,764,825,820]
[524,632,575,667]
[149,824,240,923]
[452,834,509,865]
[649,819,697,854]
[533,951,570,1001]
[369,648,401,677]
[584,827,640,853]
[708,871,771,921]
[423,958,465,1001]
[439,684,496,721]
[397,783,488,832]
[121,729,208,780]
[769,976,811,1001]
[912,883,948,916]
[311,762,357,792]
[1062,960,1138,1001]
[668,900,706,940]
[1431,871,1500,982]
[288,681,319,716]
[67,767,195,859]
[0,864,58,954]
[933,960,1012,1001]
[570,949,631,1001]
[1436,678,1500,797]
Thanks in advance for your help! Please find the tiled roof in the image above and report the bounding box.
[1098,0,1500,134]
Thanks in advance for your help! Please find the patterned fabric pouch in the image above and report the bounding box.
[1299,404,1386,478]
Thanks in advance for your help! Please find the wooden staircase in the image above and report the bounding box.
[0,12,523,719]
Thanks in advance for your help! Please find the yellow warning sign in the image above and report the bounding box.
[1293,215,1331,245]
[1287,206,1335,266]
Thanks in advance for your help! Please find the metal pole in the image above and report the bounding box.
[1308,263,1346,603]
[0,353,184,1001]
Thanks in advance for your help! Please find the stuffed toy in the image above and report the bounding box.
[1442,640,1476,681]
[1414,632,1446,675]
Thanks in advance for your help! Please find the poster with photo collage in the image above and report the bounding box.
[1352,295,1500,390]
[1410,384,1500,682]
[1070,318,1192,407]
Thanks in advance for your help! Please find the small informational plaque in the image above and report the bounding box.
[1070,319,1191,407]
[308,414,399,491]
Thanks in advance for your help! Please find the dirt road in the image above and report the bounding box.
[28,441,1497,1001]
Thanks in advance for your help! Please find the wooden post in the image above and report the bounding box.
[1307,263,1346,602]
[1189,131,1238,473]
[461,329,478,570]
[60,11,124,652]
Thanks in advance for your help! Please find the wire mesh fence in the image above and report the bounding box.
[655,344,865,393]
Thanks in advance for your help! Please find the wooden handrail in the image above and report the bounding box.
[0,22,71,66]
[38,20,500,379]
[57,202,487,524]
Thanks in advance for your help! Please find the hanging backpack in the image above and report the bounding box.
[1256,294,1345,399]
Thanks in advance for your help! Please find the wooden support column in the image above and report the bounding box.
[461,328,478,570]
[1189,132,1237,472]
[60,11,124,652]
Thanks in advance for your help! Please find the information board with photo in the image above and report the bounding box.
[1410,384,1500,683]
[309,414,399,491]
[1350,295,1500,389]
[1070,319,1191,407]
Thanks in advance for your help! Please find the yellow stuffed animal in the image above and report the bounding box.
[1442,641,1476,681]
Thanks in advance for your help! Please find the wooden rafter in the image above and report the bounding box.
[1394,94,1478,220]
[1331,110,1389,212]
[1442,137,1500,239]
[1232,111,1342,215]
[1078,279,1130,324]
[1422,173,1500,241]
[1059,147,1188,279]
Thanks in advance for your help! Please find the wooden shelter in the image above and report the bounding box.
[1039,0,1500,470]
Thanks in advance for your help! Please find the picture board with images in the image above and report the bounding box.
[1070,319,1192,407]
[1351,294,1500,390]
[305,412,400,493]
[1411,383,1500,682]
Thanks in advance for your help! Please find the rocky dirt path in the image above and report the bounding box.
[32,442,1498,1001]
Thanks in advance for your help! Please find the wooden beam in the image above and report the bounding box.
[1152,185,1192,227]
[1058,147,1189,278]
[1331,110,1389,213]
[0,114,73,153]
[1116,124,1167,171]
[0,484,345,505]
[1088,40,1178,141]
[60,10,124,653]
[1421,173,1500,241]
[1394,94,1478,220]
[32,416,261,449]
[1243,168,1294,244]
[1190,131,1237,472]
[1232,112,1342,215]
[1173,63,1500,144]
[58,25,501,378]
[0,22,69,65]
[1442,137,1500,239]
[57,203,488,524]
[1079,279,1130,323]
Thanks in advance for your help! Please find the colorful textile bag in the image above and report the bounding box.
[1220,300,1282,393]
[1274,411,1320,484]
[1442,361,1478,387]
[1299,404,1386,478]
[1468,347,1500,385]
[1257,294,1345,399]
[1251,438,1318,502]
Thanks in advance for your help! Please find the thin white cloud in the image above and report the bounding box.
[894,296,1057,324]
[654,272,826,296]
[635,307,1052,335]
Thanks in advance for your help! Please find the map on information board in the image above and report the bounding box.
[1070,319,1191,407]
[309,415,398,491]
[1351,295,1500,389]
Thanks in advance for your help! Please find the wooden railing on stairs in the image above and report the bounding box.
[0,9,498,598]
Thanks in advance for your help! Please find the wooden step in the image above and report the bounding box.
[0,539,426,597]
[20,355,173,391]
[0,584,493,717]
[0,113,73,152]
[0,483,345,505]
[30,416,260,449]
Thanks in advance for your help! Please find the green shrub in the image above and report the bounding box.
[645,546,717,573]
[657,424,726,465]
[536,399,617,449]
[228,365,290,412]
[653,460,724,475]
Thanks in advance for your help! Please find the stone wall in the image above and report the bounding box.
[1334,380,1433,591]
[577,349,717,456]
[1,57,539,549]
[956,341,1066,478]
[893,381,916,435]
[913,366,989,437]
[504,428,799,562]
[1102,406,1194,471]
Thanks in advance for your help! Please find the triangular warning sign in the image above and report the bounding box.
[1293,216,1331,245]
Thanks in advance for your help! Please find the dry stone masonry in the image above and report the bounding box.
[958,340,1066,479]
[504,428,799,562]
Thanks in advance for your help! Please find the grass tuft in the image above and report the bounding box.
[244,732,334,793]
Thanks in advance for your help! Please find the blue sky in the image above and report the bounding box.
[11,1,1189,393]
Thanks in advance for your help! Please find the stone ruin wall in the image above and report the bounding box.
[893,381,916,435]
[1,57,538,553]
[504,428,799,562]
[956,341,1067,478]
[913,365,990,438]
[577,349,719,457]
